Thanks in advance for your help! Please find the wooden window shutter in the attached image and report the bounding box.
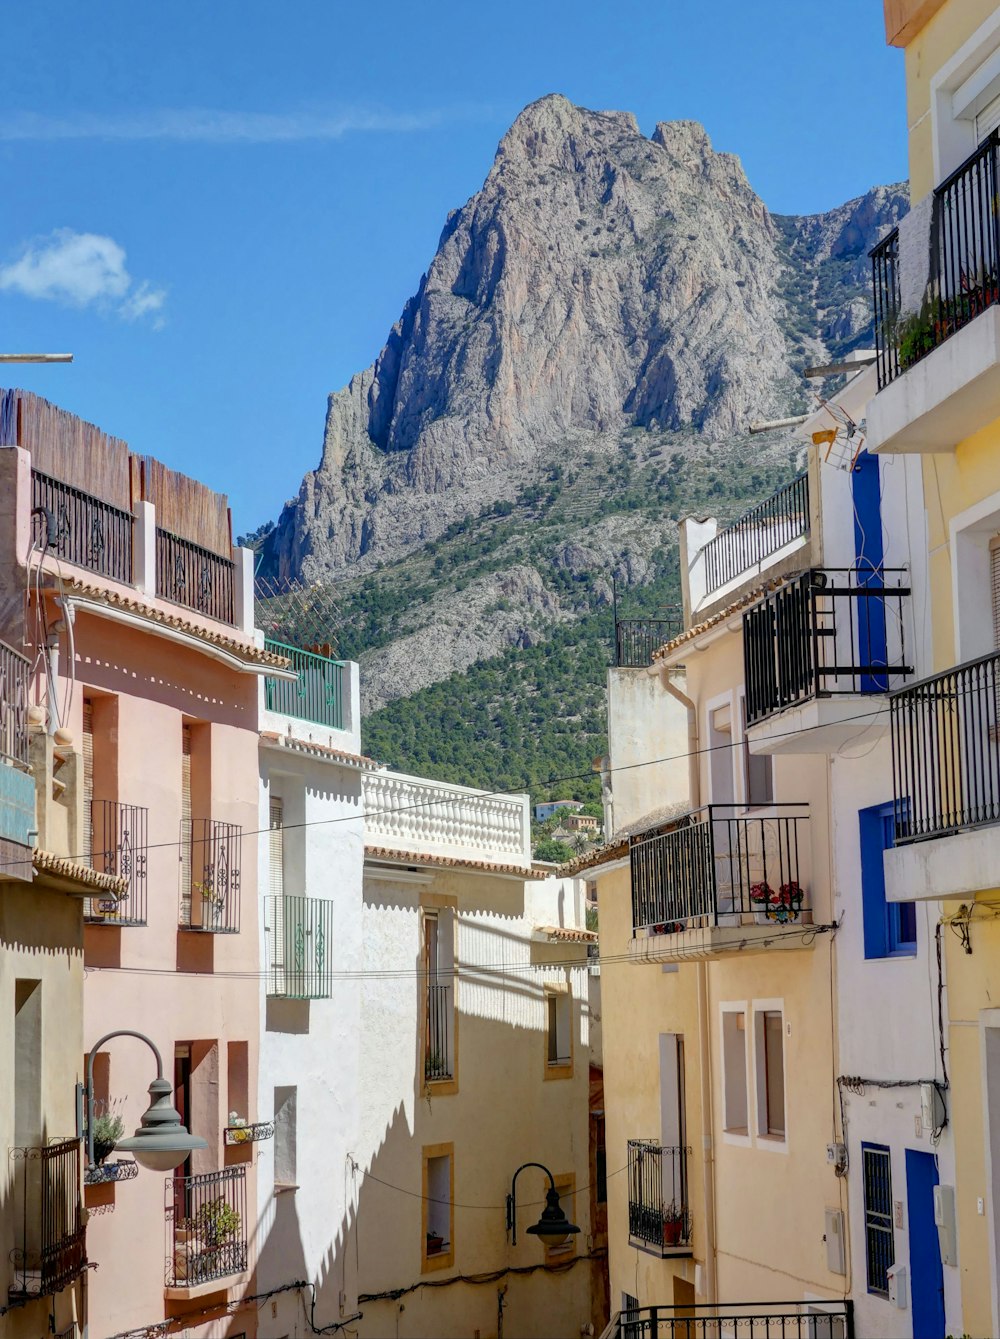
[991,537,1000,651]
[977,90,1000,144]
[82,699,93,865]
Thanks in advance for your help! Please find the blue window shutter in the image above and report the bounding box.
[859,804,889,959]
[851,450,889,692]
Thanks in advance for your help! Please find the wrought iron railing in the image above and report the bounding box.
[166,1166,248,1288]
[180,819,242,933]
[0,638,30,768]
[264,639,345,729]
[889,649,1000,844]
[425,982,453,1081]
[86,800,149,925]
[156,528,235,625]
[601,1301,854,1339]
[871,228,900,391]
[9,1139,86,1297]
[702,473,810,597]
[627,1140,691,1253]
[871,131,1000,390]
[743,569,912,728]
[31,469,134,584]
[265,895,334,997]
[615,616,684,669]
[84,1159,138,1186]
[630,805,809,934]
[224,1121,274,1147]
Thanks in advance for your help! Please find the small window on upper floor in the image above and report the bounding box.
[721,1008,748,1135]
[422,1145,454,1272]
[754,1009,786,1140]
[741,698,773,808]
[860,802,916,959]
[545,987,573,1078]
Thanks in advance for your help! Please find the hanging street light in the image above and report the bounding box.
[77,1030,207,1172]
[506,1162,581,1248]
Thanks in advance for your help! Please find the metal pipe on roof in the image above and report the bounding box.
[748,414,810,434]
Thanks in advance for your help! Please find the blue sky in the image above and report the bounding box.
[0,1,906,535]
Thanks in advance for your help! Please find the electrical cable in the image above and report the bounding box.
[357,1248,605,1306]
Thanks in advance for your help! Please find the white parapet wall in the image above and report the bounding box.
[363,768,532,866]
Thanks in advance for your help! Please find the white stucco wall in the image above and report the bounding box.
[606,667,690,834]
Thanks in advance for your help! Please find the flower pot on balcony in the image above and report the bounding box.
[426,1232,444,1255]
[662,1217,683,1247]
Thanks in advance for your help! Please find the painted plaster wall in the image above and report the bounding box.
[348,869,593,1339]
[0,885,84,1339]
[606,668,690,834]
[67,612,262,1339]
[254,740,365,1338]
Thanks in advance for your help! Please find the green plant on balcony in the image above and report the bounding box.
[194,1195,241,1248]
[90,1107,125,1166]
[895,308,936,370]
[661,1200,686,1247]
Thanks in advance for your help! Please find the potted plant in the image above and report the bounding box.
[426,1230,444,1255]
[90,1107,125,1166]
[228,1111,250,1142]
[662,1202,686,1247]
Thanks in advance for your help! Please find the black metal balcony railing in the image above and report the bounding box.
[0,638,30,767]
[166,1166,248,1289]
[615,616,684,669]
[265,895,335,998]
[702,473,810,597]
[9,1139,86,1298]
[890,650,1000,844]
[224,1121,274,1147]
[264,639,345,729]
[743,569,912,728]
[604,1301,854,1339]
[872,131,1000,391]
[156,528,235,625]
[630,805,809,934]
[86,800,149,925]
[31,469,134,585]
[425,982,453,1081]
[627,1140,691,1253]
[180,819,242,933]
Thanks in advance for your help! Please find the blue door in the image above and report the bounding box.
[851,449,888,692]
[906,1148,945,1338]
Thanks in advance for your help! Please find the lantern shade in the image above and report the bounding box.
[114,1077,207,1172]
[525,1186,581,1245]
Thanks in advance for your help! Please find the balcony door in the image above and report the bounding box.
[851,451,888,693]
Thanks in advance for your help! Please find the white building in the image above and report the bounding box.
[254,648,597,1338]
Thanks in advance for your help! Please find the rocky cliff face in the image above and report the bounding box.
[264,95,906,584]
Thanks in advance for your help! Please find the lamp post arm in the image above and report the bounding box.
[84,1030,164,1167]
[507,1162,556,1245]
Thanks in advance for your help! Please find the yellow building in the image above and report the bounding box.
[868,2,1000,1333]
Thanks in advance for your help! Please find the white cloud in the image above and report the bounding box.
[0,229,166,326]
[0,103,497,144]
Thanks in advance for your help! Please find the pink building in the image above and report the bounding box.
[0,391,288,1339]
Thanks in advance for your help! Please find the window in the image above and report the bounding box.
[544,987,572,1077]
[721,1008,748,1135]
[741,698,773,807]
[269,797,284,899]
[754,1009,786,1139]
[82,698,93,864]
[422,1145,454,1272]
[180,724,192,924]
[274,1086,297,1189]
[862,1143,894,1297]
[423,908,456,1085]
[622,1293,640,1339]
[991,535,1000,649]
[544,1174,577,1262]
[860,803,916,959]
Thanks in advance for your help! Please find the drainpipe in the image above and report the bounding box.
[657,667,716,1301]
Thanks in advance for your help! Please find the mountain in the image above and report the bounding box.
[258,95,906,796]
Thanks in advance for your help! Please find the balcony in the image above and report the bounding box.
[9,1138,86,1299]
[629,805,811,962]
[363,769,531,868]
[425,982,454,1082]
[600,1301,853,1339]
[0,638,34,853]
[743,569,912,753]
[869,132,1000,453]
[884,650,1000,903]
[31,468,134,584]
[265,895,335,998]
[264,639,345,729]
[156,527,235,625]
[615,616,683,669]
[699,473,811,606]
[85,800,149,925]
[180,819,242,933]
[627,1140,691,1257]
[165,1166,248,1296]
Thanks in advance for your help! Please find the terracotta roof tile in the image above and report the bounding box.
[32,848,127,894]
[365,846,543,879]
[534,924,598,943]
[651,573,792,663]
[259,731,376,769]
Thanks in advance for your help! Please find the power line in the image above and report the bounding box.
[0,699,891,876]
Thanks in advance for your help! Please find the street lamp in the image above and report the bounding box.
[506,1162,581,1248]
[77,1030,207,1172]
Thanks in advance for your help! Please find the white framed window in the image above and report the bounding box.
[950,487,1000,662]
[753,1003,787,1144]
[738,691,774,809]
[705,692,736,807]
[544,986,573,1076]
[931,9,1000,183]
[422,1144,454,1271]
[720,1004,749,1139]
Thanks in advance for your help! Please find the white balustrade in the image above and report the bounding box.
[363,770,531,866]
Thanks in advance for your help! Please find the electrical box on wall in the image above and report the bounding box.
[826,1142,847,1173]
[887,1262,908,1309]
[824,1207,846,1275]
[934,1183,958,1266]
[921,1083,946,1134]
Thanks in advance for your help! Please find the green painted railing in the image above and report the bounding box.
[264,639,345,730]
[265,895,335,999]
